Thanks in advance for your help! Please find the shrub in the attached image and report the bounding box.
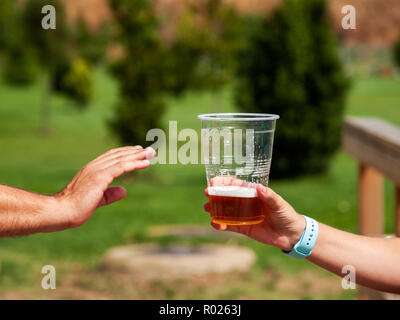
[61,58,93,108]
[0,0,20,51]
[108,0,167,146]
[22,0,70,71]
[2,42,38,85]
[393,36,400,68]
[109,0,244,146]
[74,19,112,66]
[235,0,349,178]
[163,0,244,94]
[0,0,39,85]
[20,0,94,131]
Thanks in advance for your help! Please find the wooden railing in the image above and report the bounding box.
[342,117,400,299]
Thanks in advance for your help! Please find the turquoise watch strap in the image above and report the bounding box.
[282,215,319,259]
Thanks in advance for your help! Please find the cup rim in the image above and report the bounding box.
[197,113,280,121]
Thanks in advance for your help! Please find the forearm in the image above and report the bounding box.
[0,184,62,237]
[307,222,400,293]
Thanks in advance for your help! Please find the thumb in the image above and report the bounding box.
[256,184,286,211]
[97,186,127,208]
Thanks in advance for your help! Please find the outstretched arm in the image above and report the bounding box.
[203,177,400,293]
[308,223,400,293]
[0,145,155,237]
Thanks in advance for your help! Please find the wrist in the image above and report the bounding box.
[282,215,319,259]
[38,194,73,232]
[282,214,306,251]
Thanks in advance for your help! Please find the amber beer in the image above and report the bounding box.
[208,186,265,225]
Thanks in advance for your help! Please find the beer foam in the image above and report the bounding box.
[208,186,257,198]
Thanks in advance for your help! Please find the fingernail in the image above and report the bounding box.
[257,185,266,193]
[145,147,156,159]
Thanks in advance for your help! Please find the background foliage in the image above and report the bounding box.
[235,0,349,178]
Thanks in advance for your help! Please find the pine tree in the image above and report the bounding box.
[21,0,71,134]
[0,0,38,85]
[235,0,349,178]
[108,0,167,146]
[393,36,400,68]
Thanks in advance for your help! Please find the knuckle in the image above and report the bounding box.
[105,148,118,155]
[117,161,126,170]
[132,150,146,158]
[92,170,110,184]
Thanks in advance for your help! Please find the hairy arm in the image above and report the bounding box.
[0,145,156,238]
[0,184,59,237]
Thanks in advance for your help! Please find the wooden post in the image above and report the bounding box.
[358,164,384,299]
[396,185,400,237]
[358,164,384,236]
[343,117,400,299]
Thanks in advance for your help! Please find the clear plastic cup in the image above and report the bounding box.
[198,113,279,225]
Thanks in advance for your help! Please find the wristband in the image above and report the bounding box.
[282,215,319,259]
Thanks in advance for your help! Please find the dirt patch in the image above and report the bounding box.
[0,263,349,300]
[101,244,255,278]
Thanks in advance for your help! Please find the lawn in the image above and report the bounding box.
[0,70,399,299]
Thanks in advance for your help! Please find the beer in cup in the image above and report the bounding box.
[198,113,279,225]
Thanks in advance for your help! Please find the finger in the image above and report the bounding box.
[211,222,227,230]
[231,178,248,187]
[93,146,147,165]
[204,202,211,212]
[211,222,236,232]
[222,176,234,186]
[97,186,127,207]
[93,146,144,164]
[105,159,151,181]
[210,176,222,186]
[204,188,209,197]
[210,221,251,236]
[145,147,156,159]
[101,147,156,168]
[210,176,247,187]
[210,176,233,186]
[256,184,286,211]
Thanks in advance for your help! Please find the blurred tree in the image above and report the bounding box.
[17,0,94,133]
[163,0,244,95]
[109,0,167,146]
[74,18,112,66]
[109,0,244,145]
[0,0,20,51]
[0,0,39,85]
[235,0,349,178]
[393,36,400,68]
[61,58,93,108]
[51,57,93,110]
[2,44,38,85]
[22,0,70,134]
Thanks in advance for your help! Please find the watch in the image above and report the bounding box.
[282,215,319,259]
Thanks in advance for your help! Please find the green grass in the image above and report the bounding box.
[0,71,399,298]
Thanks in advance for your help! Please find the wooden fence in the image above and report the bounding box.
[342,117,400,299]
